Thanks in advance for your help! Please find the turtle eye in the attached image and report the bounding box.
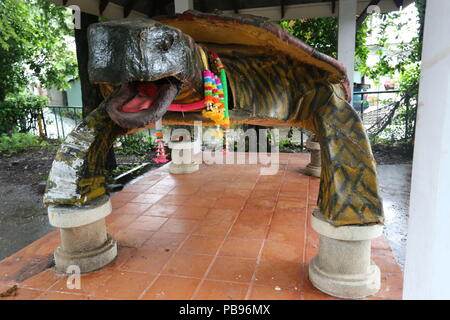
[156,33,175,52]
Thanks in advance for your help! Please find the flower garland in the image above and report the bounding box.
[202,50,231,153]
[152,48,231,162]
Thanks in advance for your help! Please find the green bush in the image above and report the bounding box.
[115,130,155,155]
[0,131,47,155]
[0,94,48,134]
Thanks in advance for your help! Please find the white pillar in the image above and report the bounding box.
[174,0,193,13]
[403,0,450,300]
[338,0,357,100]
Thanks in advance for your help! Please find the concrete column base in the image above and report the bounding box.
[168,140,200,175]
[304,140,321,178]
[169,163,200,174]
[48,196,117,273]
[308,209,383,299]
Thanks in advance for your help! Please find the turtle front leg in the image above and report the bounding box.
[44,96,127,273]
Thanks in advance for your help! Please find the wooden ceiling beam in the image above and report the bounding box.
[393,0,404,8]
[99,0,110,15]
[146,0,156,17]
[331,0,337,14]
[356,0,381,29]
[123,0,139,18]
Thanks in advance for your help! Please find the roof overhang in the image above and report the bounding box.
[47,0,414,21]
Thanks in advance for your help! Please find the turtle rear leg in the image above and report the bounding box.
[310,85,384,226]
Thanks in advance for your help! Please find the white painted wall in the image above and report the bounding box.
[174,0,193,14]
[338,0,357,99]
[403,0,450,300]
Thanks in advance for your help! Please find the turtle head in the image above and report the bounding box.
[88,19,201,129]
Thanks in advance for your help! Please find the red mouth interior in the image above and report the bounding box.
[122,83,158,113]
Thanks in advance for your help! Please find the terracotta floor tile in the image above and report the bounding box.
[205,208,240,222]
[206,256,256,283]
[267,224,305,243]
[173,206,209,220]
[157,194,191,206]
[122,183,152,193]
[255,260,303,290]
[185,196,217,208]
[223,188,253,198]
[271,210,307,227]
[372,251,402,274]
[194,280,248,300]
[229,220,269,240]
[111,203,152,216]
[37,291,89,300]
[254,182,282,191]
[193,219,233,238]
[111,192,139,204]
[159,218,199,234]
[261,241,303,263]
[141,275,200,300]
[120,248,174,274]
[144,185,174,194]
[275,200,308,213]
[14,231,59,257]
[107,214,138,232]
[104,246,137,270]
[375,272,403,300]
[0,286,43,300]
[143,231,188,250]
[169,185,201,195]
[238,209,273,225]
[127,216,168,231]
[0,153,404,301]
[19,269,62,291]
[163,253,213,278]
[142,204,179,217]
[115,229,155,248]
[130,193,165,204]
[93,271,155,300]
[179,236,223,255]
[250,190,278,200]
[47,269,113,296]
[0,255,54,283]
[214,197,247,210]
[219,238,263,259]
[249,285,302,300]
[245,198,277,210]
[372,236,392,251]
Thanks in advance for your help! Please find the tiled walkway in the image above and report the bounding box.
[0,153,403,300]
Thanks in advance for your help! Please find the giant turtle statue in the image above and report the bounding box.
[43,12,384,294]
[45,10,383,227]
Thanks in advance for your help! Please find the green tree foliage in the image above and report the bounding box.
[0,0,78,101]
[280,1,427,150]
[0,94,48,134]
[279,17,370,66]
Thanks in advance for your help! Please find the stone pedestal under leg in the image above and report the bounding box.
[308,209,383,299]
[305,139,321,178]
[48,196,117,273]
[168,140,200,174]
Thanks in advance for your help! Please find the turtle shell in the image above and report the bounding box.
[156,10,351,101]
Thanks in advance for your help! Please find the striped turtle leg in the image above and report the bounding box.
[44,99,127,207]
[309,84,384,227]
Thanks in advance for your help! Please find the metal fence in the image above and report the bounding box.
[38,105,83,139]
[29,90,400,141]
[353,90,401,130]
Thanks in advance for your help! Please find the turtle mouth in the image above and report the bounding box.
[105,77,182,129]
